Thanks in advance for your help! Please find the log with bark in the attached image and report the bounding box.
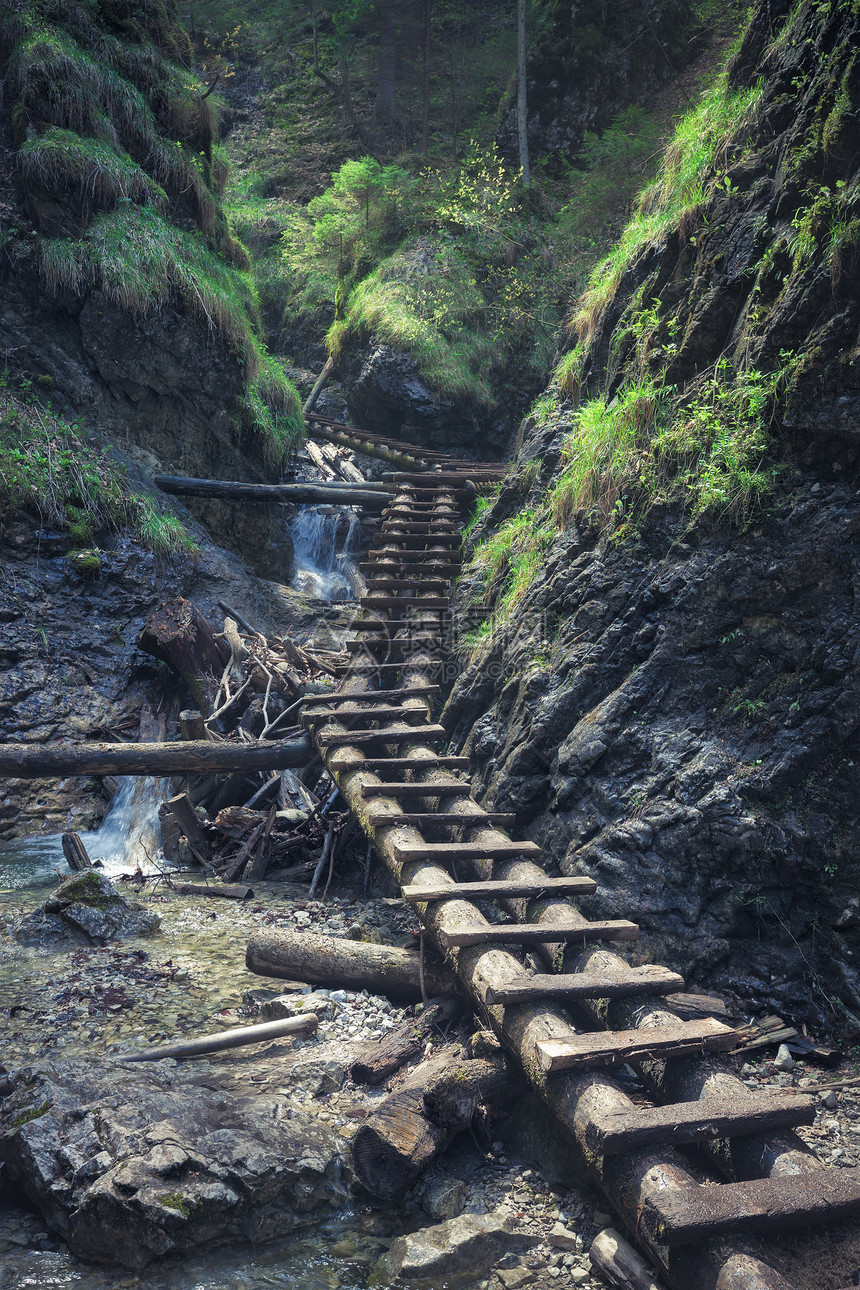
[153,474,392,506]
[170,882,254,900]
[350,1044,520,1200]
[0,736,313,778]
[246,927,457,1002]
[62,832,92,872]
[137,598,228,715]
[350,996,463,1085]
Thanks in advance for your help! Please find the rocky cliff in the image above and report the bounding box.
[445,0,860,1032]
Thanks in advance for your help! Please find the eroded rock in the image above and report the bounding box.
[371,1209,539,1287]
[0,1057,346,1269]
[15,872,160,948]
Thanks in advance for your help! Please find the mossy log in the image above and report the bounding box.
[0,736,312,778]
[154,474,392,506]
[350,996,462,1085]
[137,598,227,715]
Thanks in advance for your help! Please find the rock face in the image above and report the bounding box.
[15,872,160,948]
[371,1210,538,1287]
[0,1058,345,1269]
[445,0,860,1032]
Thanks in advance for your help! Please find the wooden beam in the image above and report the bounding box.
[316,724,447,748]
[484,965,684,1005]
[536,1019,738,1074]
[403,876,598,903]
[361,778,471,796]
[369,811,517,828]
[0,736,313,778]
[440,919,640,949]
[301,685,440,705]
[153,473,392,505]
[587,1093,816,1155]
[645,1167,860,1245]
[394,839,541,861]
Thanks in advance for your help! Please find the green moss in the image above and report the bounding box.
[10,1100,53,1128]
[157,1191,191,1218]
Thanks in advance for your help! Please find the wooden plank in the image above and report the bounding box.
[360,597,450,609]
[368,811,517,828]
[317,724,447,748]
[348,620,448,631]
[485,965,684,1005]
[440,919,639,949]
[301,705,429,726]
[394,840,542,862]
[364,578,451,590]
[331,661,444,675]
[403,876,598,903]
[358,564,461,576]
[301,685,440,706]
[646,1166,860,1245]
[361,779,471,797]
[340,756,470,771]
[589,1093,816,1155]
[346,637,440,653]
[535,1019,738,1074]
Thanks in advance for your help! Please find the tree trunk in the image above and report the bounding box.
[61,832,92,871]
[246,927,457,1002]
[350,996,462,1085]
[0,736,313,778]
[421,0,432,161]
[153,475,391,505]
[351,1046,519,1199]
[137,598,227,715]
[374,0,398,127]
[517,0,530,187]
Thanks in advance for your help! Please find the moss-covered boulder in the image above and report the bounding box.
[15,871,160,947]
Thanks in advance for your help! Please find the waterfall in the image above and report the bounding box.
[0,775,169,890]
[290,505,362,601]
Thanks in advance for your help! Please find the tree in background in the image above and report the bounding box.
[517,0,529,187]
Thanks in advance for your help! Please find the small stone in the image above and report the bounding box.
[497,1268,535,1289]
[822,1091,839,1110]
[569,1270,590,1285]
[593,1212,611,1227]
[773,1044,794,1072]
[548,1223,579,1252]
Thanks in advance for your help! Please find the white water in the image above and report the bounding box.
[0,775,169,891]
[290,506,362,601]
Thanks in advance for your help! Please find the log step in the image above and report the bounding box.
[394,840,541,862]
[587,1092,816,1156]
[317,724,447,748]
[368,811,517,828]
[358,564,461,576]
[361,779,471,796]
[364,579,451,591]
[360,597,450,609]
[340,756,470,772]
[301,705,429,727]
[346,637,440,652]
[371,535,461,546]
[645,1166,860,1245]
[349,620,448,631]
[485,965,684,1005]
[301,685,440,706]
[440,919,639,949]
[403,876,598,903]
[535,1018,738,1074]
[331,661,444,675]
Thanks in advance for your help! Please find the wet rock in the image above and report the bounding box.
[371,1209,539,1287]
[286,1058,346,1096]
[0,1057,346,1269]
[261,992,333,1022]
[14,872,160,948]
[421,1176,468,1220]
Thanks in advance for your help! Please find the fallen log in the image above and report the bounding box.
[0,736,313,778]
[246,927,457,1003]
[350,996,462,1085]
[138,598,227,715]
[154,474,392,506]
[171,882,253,900]
[61,832,92,872]
[589,1227,667,1290]
[116,1013,318,1062]
[351,1046,518,1200]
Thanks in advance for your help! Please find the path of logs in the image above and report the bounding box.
[294,458,860,1290]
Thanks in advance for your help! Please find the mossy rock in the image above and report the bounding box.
[67,548,102,577]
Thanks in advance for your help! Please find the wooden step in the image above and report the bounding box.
[369,811,517,828]
[358,564,461,576]
[339,756,470,771]
[301,704,429,727]
[535,1018,738,1074]
[301,685,439,706]
[403,876,598,903]
[380,523,459,534]
[587,1092,816,1156]
[373,533,461,544]
[484,965,684,1005]
[394,839,541,862]
[331,660,444,675]
[644,1165,860,1245]
[346,637,440,652]
[439,919,639,950]
[349,619,448,632]
[360,597,450,609]
[317,724,447,749]
[361,778,471,797]
[364,578,451,591]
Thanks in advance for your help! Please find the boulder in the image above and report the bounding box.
[370,1209,539,1287]
[15,872,160,948]
[0,1057,346,1269]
